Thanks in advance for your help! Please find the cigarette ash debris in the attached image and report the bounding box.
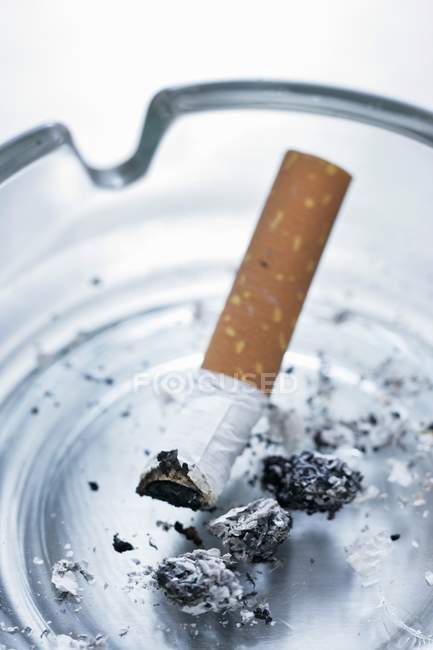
[155,548,243,615]
[51,559,94,599]
[296,349,432,458]
[208,497,292,562]
[253,604,273,625]
[345,530,393,587]
[174,522,203,547]
[53,632,107,648]
[0,622,19,634]
[262,451,363,519]
[309,410,411,455]
[113,534,134,553]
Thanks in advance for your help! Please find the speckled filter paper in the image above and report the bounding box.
[202,150,352,393]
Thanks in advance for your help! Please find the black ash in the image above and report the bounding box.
[262,451,363,519]
[88,481,99,492]
[156,450,189,476]
[174,522,203,547]
[155,549,243,615]
[208,498,292,562]
[136,449,203,510]
[113,534,134,553]
[254,604,273,625]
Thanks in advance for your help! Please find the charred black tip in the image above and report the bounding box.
[137,479,203,510]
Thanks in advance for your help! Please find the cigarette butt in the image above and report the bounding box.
[202,150,352,393]
[137,150,352,511]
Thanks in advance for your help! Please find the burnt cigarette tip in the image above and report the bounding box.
[136,478,204,511]
[136,449,211,510]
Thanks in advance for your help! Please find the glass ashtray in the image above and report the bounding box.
[1,81,433,649]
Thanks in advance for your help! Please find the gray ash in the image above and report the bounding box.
[113,534,134,553]
[309,408,409,454]
[51,559,94,598]
[155,548,243,615]
[262,451,363,519]
[208,498,292,562]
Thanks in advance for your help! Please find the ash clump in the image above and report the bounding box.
[208,497,292,562]
[51,559,94,598]
[155,548,243,615]
[262,451,363,519]
[254,603,273,624]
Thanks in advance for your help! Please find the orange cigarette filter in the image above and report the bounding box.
[202,150,352,393]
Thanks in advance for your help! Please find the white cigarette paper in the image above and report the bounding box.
[137,370,266,508]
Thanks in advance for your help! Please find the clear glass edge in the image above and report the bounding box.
[1,80,433,190]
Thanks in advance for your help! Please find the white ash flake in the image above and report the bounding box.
[345,531,393,587]
[425,570,433,586]
[33,556,44,565]
[0,622,19,633]
[386,458,414,487]
[240,609,257,625]
[51,559,94,598]
[53,633,107,648]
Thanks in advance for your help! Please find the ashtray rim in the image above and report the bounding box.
[1,80,433,190]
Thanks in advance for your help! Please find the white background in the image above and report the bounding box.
[1,0,433,167]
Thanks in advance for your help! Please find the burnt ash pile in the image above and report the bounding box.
[208,497,292,562]
[262,451,363,519]
[155,548,243,615]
